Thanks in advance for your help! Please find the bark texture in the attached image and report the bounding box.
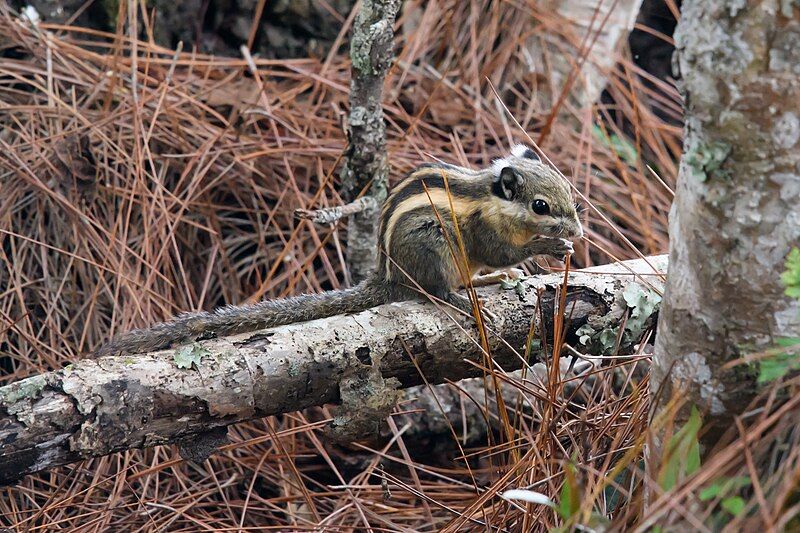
[653,1,800,443]
[340,0,400,282]
[0,256,665,485]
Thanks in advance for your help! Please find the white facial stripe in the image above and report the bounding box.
[510,143,531,158]
[490,158,508,177]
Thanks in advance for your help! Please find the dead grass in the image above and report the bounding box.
[0,1,796,531]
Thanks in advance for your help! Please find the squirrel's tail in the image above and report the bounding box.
[92,276,390,357]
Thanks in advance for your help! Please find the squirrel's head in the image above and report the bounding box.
[490,144,584,240]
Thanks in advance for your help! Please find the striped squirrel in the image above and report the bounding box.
[93,144,583,357]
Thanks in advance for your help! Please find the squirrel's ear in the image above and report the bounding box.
[493,166,524,200]
[510,143,540,160]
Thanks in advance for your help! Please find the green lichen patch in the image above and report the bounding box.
[577,282,662,355]
[685,141,732,181]
[173,344,211,370]
[622,282,661,335]
[0,374,48,406]
[499,276,527,298]
[592,124,639,167]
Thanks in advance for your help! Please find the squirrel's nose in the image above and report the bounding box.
[564,219,583,239]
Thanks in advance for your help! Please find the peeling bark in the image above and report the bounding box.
[0,256,665,485]
[340,0,401,282]
[653,1,800,446]
[553,0,642,107]
[535,0,644,110]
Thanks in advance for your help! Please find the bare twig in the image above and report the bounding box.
[295,196,379,225]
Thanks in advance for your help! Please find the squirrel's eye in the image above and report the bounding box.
[531,199,550,215]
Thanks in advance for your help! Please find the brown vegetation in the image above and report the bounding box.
[1,1,796,531]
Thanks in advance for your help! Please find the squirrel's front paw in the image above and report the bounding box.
[539,237,574,258]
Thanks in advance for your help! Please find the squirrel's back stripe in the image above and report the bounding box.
[378,165,490,278]
[378,163,487,274]
[380,188,485,279]
[383,169,484,219]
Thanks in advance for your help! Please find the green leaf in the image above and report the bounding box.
[699,476,751,501]
[173,344,210,370]
[757,350,800,384]
[699,485,721,501]
[659,406,702,491]
[776,337,800,347]
[558,463,580,521]
[721,496,746,516]
[686,432,701,475]
[781,248,800,300]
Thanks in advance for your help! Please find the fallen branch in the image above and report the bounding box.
[0,256,666,485]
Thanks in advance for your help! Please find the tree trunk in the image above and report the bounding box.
[0,256,665,485]
[339,0,401,283]
[652,0,800,447]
